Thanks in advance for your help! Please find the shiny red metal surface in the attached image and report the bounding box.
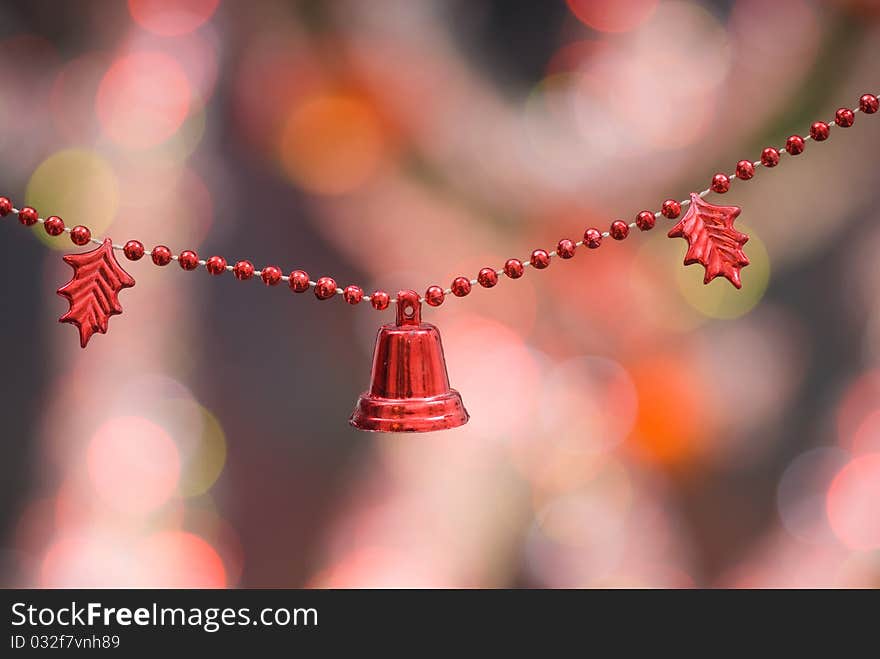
[350,290,468,433]
[57,238,136,348]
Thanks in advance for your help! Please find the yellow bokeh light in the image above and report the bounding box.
[26,149,119,250]
[179,405,227,497]
[673,223,770,320]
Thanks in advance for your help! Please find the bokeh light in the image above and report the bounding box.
[179,406,227,497]
[139,531,226,588]
[628,355,714,466]
[128,0,219,37]
[49,53,109,143]
[777,447,851,545]
[566,0,659,33]
[26,149,119,248]
[87,416,180,515]
[827,453,880,551]
[279,93,389,195]
[96,51,192,149]
[41,534,136,588]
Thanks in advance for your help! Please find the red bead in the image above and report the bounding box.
[233,260,254,280]
[503,259,524,279]
[44,215,65,236]
[809,121,829,141]
[835,108,855,128]
[370,290,390,310]
[151,245,171,265]
[530,249,550,269]
[451,276,472,296]
[206,255,227,275]
[584,228,602,248]
[18,206,38,226]
[661,199,680,219]
[261,265,282,286]
[761,147,780,167]
[315,276,337,300]
[178,250,199,270]
[478,267,498,287]
[785,135,805,155]
[344,285,363,305]
[859,93,878,114]
[556,239,576,259]
[610,220,629,240]
[735,160,755,180]
[71,225,92,246]
[636,211,655,231]
[123,240,144,261]
[425,285,444,307]
[289,269,309,292]
[0,197,11,216]
[711,173,730,194]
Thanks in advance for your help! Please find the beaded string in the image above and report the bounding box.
[1,93,877,310]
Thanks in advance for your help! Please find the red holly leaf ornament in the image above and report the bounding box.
[57,238,136,347]
[668,193,749,289]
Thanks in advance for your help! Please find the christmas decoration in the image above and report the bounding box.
[0,92,877,430]
[57,238,136,348]
[667,193,749,289]
[350,291,468,432]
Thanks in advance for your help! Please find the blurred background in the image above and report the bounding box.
[0,0,879,588]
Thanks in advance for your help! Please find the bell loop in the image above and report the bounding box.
[396,289,421,327]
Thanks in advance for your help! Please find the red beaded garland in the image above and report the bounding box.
[370,290,390,310]
[44,215,65,236]
[530,249,550,268]
[835,108,855,128]
[71,225,92,246]
[556,239,576,259]
[178,250,199,270]
[315,276,337,300]
[859,93,878,114]
[809,121,830,141]
[785,135,805,155]
[425,286,444,307]
[735,160,755,180]
[344,285,363,305]
[261,265,282,286]
[503,259,524,279]
[206,255,227,275]
[289,269,309,292]
[711,173,730,193]
[451,276,472,296]
[233,260,254,280]
[7,91,878,323]
[609,221,629,240]
[661,199,680,219]
[123,240,145,261]
[761,147,780,167]
[478,267,498,287]
[19,206,38,226]
[636,211,655,231]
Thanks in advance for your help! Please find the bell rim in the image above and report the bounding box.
[349,389,469,433]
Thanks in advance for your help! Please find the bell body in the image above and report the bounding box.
[350,291,468,432]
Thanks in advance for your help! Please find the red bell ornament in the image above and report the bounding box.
[350,290,469,432]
